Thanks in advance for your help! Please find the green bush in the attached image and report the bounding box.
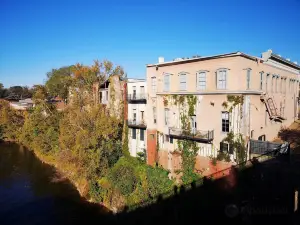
[109,157,139,196]
[146,166,173,198]
[89,181,104,202]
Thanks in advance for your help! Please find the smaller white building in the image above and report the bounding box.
[127,78,147,158]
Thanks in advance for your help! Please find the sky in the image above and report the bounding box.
[0,0,300,88]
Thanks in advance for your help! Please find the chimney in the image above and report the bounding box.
[158,57,164,63]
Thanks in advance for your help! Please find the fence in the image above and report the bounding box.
[249,139,282,155]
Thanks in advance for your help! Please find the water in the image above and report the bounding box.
[0,142,110,225]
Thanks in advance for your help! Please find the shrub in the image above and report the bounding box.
[146,166,174,198]
[109,157,139,196]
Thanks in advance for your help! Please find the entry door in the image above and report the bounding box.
[190,116,197,135]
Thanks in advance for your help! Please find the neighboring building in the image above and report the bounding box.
[127,78,147,158]
[146,50,300,177]
[9,98,34,110]
[93,75,127,119]
[47,97,66,111]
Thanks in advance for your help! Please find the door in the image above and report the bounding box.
[190,116,197,135]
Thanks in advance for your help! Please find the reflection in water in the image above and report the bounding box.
[0,142,111,225]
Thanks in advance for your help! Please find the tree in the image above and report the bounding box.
[45,66,73,100]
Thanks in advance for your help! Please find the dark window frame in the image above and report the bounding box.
[140,129,144,141]
[132,128,136,139]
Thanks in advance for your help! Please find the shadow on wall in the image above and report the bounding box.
[114,148,300,225]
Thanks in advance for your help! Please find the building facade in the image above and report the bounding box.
[146,50,300,176]
[127,78,147,158]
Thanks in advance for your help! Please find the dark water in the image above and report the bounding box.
[0,142,111,225]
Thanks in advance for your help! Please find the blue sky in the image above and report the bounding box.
[0,0,300,87]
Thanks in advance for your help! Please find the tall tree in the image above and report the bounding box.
[45,66,73,100]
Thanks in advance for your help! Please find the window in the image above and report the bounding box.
[271,76,274,93]
[190,116,197,134]
[220,142,229,153]
[258,135,266,141]
[164,74,170,91]
[133,109,137,122]
[106,91,108,101]
[246,69,251,89]
[217,70,227,89]
[149,134,155,140]
[141,111,144,121]
[259,72,263,90]
[197,71,206,90]
[165,135,169,142]
[133,86,136,99]
[221,111,229,132]
[170,136,173,144]
[266,74,269,92]
[140,86,145,98]
[140,129,144,141]
[179,73,187,90]
[132,129,136,139]
[100,91,103,103]
[250,130,254,138]
[164,108,169,126]
[280,78,283,93]
[153,107,157,124]
[275,76,278,93]
[151,77,156,92]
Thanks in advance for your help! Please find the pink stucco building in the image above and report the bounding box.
[145,50,299,177]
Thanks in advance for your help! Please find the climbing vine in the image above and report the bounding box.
[171,94,200,184]
[220,95,247,165]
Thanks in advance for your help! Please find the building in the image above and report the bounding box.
[9,98,34,110]
[92,75,126,119]
[127,78,147,158]
[146,50,300,177]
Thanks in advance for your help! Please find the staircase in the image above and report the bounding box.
[260,94,285,120]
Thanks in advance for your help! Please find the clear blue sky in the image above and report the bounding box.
[1,0,300,87]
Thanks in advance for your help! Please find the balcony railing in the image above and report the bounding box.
[169,127,214,142]
[127,119,147,129]
[127,93,147,103]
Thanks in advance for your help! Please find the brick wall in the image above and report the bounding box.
[147,129,157,166]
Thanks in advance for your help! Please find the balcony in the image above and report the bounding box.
[127,119,147,129]
[169,127,214,143]
[127,93,147,103]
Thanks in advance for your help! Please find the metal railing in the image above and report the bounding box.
[128,119,147,127]
[169,127,214,141]
[127,93,147,101]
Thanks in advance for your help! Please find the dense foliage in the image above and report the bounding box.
[0,61,174,212]
[0,84,33,99]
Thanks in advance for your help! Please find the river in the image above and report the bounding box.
[0,142,112,225]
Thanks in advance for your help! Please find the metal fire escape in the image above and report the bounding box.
[260,94,285,120]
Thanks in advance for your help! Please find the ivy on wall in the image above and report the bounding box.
[220,95,247,165]
[162,94,200,184]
